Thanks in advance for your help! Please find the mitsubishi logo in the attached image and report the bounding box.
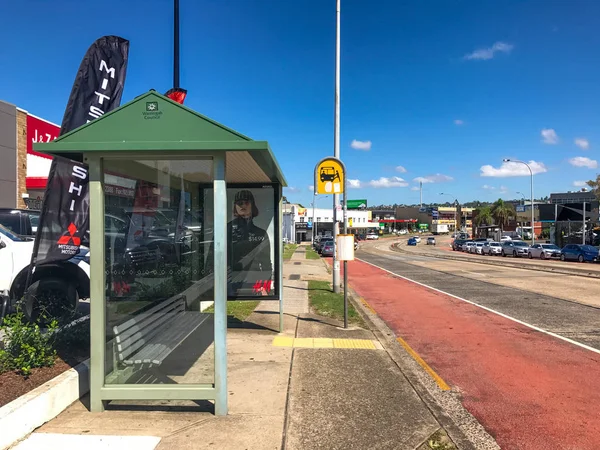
[57,222,81,246]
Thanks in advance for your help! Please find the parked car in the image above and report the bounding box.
[427,237,436,245]
[528,243,561,260]
[366,233,379,240]
[482,241,502,256]
[501,240,529,257]
[500,235,512,242]
[414,236,421,243]
[452,239,467,251]
[471,242,485,254]
[462,241,475,252]
[407,237,417,246]
[398,229,408,235]
[560,244,599,262]
[318,238,334,254]
[321,242,335,257]
[0,208,40,236]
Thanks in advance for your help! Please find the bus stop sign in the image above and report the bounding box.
[315,157,345,195]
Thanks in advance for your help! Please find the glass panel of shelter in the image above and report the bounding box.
[102,158,216,386]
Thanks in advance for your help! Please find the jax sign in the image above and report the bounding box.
[314,157,345,195]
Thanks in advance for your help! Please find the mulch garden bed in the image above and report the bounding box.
[0,352,88,408]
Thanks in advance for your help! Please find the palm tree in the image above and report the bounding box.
[473,206,493,227]
[491,199,515,231]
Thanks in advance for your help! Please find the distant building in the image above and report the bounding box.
[550,191,596,204]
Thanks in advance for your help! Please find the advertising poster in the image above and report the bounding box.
[203,186,276,299]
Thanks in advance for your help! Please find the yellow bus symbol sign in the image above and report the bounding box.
[315,158,344,195]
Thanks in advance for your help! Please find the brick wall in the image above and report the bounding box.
[16,110,27,209]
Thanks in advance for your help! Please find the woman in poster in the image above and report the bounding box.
[228,190,273,296]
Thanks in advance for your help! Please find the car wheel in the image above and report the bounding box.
[560,254,565,261]
[513,250,517,257]
[578,254,584,263]
[540,253,545,260]
[23,277,79,325]
[502,250,506,257]
[528,252,532,259]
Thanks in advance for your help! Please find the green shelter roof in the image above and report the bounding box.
[34,90,286,186]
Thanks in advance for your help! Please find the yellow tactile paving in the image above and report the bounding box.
[293,338,314,348]
[272,337,379,349]
[272,336,294,347]
[313,338,334,348]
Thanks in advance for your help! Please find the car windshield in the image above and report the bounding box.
[541,244,559,250]
[476,243,484,246]
[0,224,24,242]
[513,242,528,247]
[490,243,501,247]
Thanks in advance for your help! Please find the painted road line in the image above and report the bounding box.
[359,297,377,315]
[272,337,379,349]
[396,336,451,391]
[358,257,600,357]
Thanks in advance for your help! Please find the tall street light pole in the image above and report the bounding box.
[516,191,525,205]
[504,159,534,245]
[173,0,180,88]
[440,192,458,234]
[332,0,342,293]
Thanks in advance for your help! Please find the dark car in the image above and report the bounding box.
[0,208,40,236]
[317,238,334,254]
[321,242,334,257]
[407,237,417,246]
[560,244,599,263]
[452,239,467,251]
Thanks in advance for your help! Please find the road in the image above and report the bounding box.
[346,239,600,450]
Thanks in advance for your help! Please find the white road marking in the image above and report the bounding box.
[12,433,161,450]
[357,257,600,357]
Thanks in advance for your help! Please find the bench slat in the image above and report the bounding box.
[124,313,206,366]
[114,294,186,336]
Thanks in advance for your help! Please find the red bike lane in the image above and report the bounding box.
[343,258,600,450]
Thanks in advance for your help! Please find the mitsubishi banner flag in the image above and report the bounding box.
[164,87,187,105]
[32,35,129,267]
[34,157,89,265]
[59,35,129,135]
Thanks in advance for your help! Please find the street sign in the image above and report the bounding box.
[315,157,344,195]
[347,199,367,209]
[348,218,353,227]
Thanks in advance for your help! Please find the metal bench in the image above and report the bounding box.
[113,294,209,367]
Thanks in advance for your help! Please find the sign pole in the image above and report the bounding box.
[343,172,348,328]
[332,0,341,294]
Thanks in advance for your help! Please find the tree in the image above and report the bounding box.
[587,175,600,200]
[473,206,493,227]
[491,199,515,231]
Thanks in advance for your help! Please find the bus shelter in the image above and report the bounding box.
[35,90,287,415]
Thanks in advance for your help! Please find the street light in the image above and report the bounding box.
[516,192,525,205]
[503,159,535,244]
[439,192,458,234]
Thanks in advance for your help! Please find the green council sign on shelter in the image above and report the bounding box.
[347,199,367,209]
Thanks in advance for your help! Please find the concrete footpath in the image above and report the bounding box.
[10,244,494,450]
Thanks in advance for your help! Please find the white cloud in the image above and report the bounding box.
[499,185,509,194]
[454,119,464,126]
[463,41,514,61]
[284,186,299,193]
[350,139,372,151]
[413,174,454,184]
[575,138,590,150]
[395,165,407,173]
[348,179,362,189]
[480,160,548,177]
[368,177,409,188]
[308,185,314,192]
[482,185,495,190]
[573,180,588,188]
[410,186,420,191]
[569,156,598,169]
[541,128,558,144]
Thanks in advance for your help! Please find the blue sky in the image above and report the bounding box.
[2,0,600,207]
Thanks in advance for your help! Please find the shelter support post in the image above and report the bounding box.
[213,154,228,416]
[278,185,284,333]
[88,155,106,413]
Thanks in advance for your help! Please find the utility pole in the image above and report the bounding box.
[419,181,423,208]
[173,0,180,88]
[332,0,341,293]
[583,201,586,245]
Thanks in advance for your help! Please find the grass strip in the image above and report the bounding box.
[307,280,364,327]
[283,244,298,260]
[204,300,260,322]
